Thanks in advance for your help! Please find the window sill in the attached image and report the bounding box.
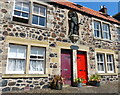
[94,37,113,43]
[98,73,118,76]
[10,21,48,30]
[2,74,48,78]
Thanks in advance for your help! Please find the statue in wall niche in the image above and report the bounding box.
[68,11,79,35]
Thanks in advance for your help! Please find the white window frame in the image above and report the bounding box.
[96,53,105,73]
[102,23,110,40]
[93,21,102,38]
[106,54,114,73]
[117,28,120,41]
[13,0,30,20]
[29,47,45,74]
[32,3,46,27]
[6,44,26,74]
[12,0,47,27]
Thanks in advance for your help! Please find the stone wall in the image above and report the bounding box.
[2,77,49,92]
[0,0,119,92]
[100,75,118,84]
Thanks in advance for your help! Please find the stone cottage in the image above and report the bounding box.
[0,0,120,92]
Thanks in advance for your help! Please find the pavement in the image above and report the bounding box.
[2,81,120,95]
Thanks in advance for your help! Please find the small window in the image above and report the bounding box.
[32,4,46,27]
[94,21,102,38]
[103,24,110,40]
[107,54,114,73]
[29,47,45,74]
[13,0,30,24]
[97,53,105,73]
[7,44,26,74]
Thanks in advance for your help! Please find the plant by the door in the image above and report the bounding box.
[50,75,63,90]
[88,73,101,87]
[74,77,85,87]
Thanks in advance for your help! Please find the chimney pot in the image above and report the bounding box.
[99,5,107,14]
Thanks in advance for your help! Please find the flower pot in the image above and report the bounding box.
[77,83,82,87]
[89,81,100,87]
[73,82,78,87]
[56,82,63,90]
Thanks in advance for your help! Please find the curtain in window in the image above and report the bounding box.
[8,59,25,71]
[29,60,44,72]
[7,44,26,73]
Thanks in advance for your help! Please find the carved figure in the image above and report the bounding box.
[69,11,79,35]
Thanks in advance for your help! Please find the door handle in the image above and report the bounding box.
[79,70,83,71]
[79,70,86,71]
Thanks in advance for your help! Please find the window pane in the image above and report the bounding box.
[94,30,100,37]
[33,5,39,14]
[8,59,25,71]
[117,28,120,34]
[94,21,101,38]
[9,46,17,58]
[107,54,114,72]
[100,54,103,61]
[15,2,22,10]
[103,32,108,39]
[29,47,45,74]
[107,63,113,71]
[97,53,105,72]
[22,2,29,12]
[15,5,22,10]
[14,11,21,16]
[30,60,44,71]
[100,63,104,71]
[17,46,26,58]
[22,12,28,18]
[9,44,26,58]
[32,15,38,25]
[118,36,120,41]
[40,7,46,16]
[39,17,45,26]
[31,47,45,56]
[38,48,45,55]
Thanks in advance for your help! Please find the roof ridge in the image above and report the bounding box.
[50,0,120,24]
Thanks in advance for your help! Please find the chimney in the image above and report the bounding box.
[99,5,107,14]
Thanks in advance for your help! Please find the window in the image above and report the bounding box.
[7,44,26,74]
[29,47,45,74]
[117,28,120,41]
[103,24,110,40]
[13,0,46,27]
[107,54,114,73]
[96,53,115,73]
[32,4,46,26]
[13,0,30,23]
[94,21,102,38]
[97,53,105,73]
[93,21,111,40]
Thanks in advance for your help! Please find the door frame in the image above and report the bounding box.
[77,51,88,84]
[61,49,73,86]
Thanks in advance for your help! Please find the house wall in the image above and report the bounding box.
[0,0,119,91]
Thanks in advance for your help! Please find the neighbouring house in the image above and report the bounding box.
[0,0,120,92]
[113,12,120,21]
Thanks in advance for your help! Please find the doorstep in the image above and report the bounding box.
[63,85,71,87]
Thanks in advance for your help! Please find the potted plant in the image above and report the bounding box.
[88,73,101,87]
[74,77,85,87]
[50,75,63,90]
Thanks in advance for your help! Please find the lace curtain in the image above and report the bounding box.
[29,60,44,72]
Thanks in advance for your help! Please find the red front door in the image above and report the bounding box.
[61,50,72,85]
[77,52,88,83]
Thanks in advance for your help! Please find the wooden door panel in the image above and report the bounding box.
[77,52,88,83]
[61,51,71,85]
